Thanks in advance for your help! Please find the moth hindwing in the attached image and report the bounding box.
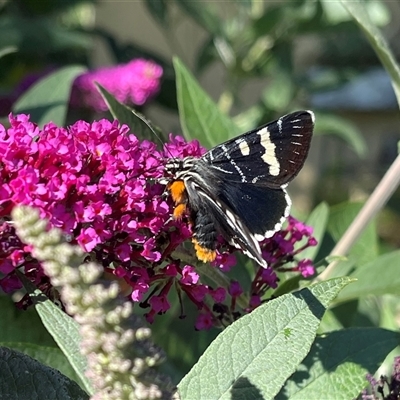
[165,110,314,268]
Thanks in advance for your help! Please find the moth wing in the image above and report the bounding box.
[203,110,314,188]
[185,180,268,268]
[217,181,291,241]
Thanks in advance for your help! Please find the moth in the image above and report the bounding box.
[163,111,314,268]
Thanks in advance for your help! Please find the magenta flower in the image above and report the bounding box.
[195,312,213,331]
[211,287,226,303]
[71,59,163,111]
[297,259,315,277]
[229,281,243,297]
[0,113,317,329]
[180,265,200,285]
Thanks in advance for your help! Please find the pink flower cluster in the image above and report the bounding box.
[0,59,162,116]
[0,114,317,330]
[70,59,163,111]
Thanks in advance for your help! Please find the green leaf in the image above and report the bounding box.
[277,328,400,399]
[339,0,400,108]
[301,202,330,261]
[330,297,379,331]
[175,0,221,34]
[315,112,367,157]
[12,65,85,128]
[1,342,82,386]
[17,274,93,395]
[325,257,357,280]
[178,277,352,399]
[144,0,169,27]
[0,347,89,400]
[336,250,400,302]
[0,295,55,347]
[34,296,92,395]
[96,84,165,142]
[328,202,378,267]
[0,16,91,55]
[380,295,400,331]
[0,297,84,390]
[173,57,240,148]
[252,6,284,37]
[318,309,344,333]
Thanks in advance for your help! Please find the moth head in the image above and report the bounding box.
[161,156,196,183]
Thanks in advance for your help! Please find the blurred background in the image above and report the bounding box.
[2,1,400,218]
[1,0,400,379]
